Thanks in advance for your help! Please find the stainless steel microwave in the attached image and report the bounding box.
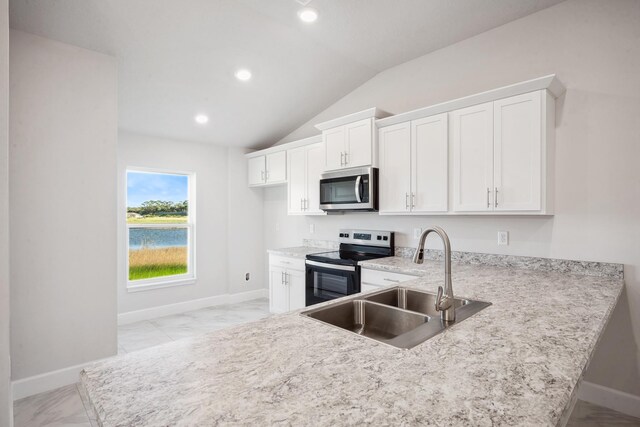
[319,167,378,212]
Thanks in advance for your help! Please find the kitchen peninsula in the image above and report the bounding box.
[81,253,623,426]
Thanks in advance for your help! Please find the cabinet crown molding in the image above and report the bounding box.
[245,134,322,159]
[376,74,565,128]
[314,107,391,131]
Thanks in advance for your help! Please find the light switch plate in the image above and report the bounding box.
[413,228,423,239]
[498,231,509,246]
[309,223,315,234]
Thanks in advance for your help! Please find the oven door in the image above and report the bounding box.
[319,167,377,211]
[305,260,360,307]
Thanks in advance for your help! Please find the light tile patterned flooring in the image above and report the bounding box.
[13,297,640,426]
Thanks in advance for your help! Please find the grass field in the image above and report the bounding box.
[127,215,188,224]
[129,246,188,280]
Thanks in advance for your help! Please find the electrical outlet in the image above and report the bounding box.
[498,231,509,246]
[245,273,250,281]
[413,228,423,239]
[309,223,315,234]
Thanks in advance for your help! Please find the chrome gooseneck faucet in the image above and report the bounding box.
[412,226,455,322]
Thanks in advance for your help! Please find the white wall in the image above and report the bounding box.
[226,149,265,294]
[9,30,118,380]
[118,132,229,313]
[268,0,640,396]
[0,0,12,424]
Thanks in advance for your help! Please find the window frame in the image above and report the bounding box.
[125,167,196,292]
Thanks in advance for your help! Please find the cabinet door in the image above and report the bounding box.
[345,118,373,168]
[323,126,345,171]
[412,113,448,212]
[287,269,306,311]
[379,122,411,213]
[287,147,306,214]
[266,151,286,183]
[305,143,325,214]
[452,102,494,212]
[269,266,289,314]
[493,91,542,211]
[248,156,265,186]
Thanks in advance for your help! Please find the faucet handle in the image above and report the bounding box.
[435,286,443,311]
[435,286,453,312]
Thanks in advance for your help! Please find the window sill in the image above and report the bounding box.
[127,276,197,293]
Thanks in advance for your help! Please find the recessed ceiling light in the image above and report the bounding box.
[194,114,209,124]
[298,7,318,23]
[235,69,252,81]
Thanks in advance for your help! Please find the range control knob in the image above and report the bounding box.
[383,236,388,241]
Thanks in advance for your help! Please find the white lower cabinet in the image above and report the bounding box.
[360,268,419,293]
[269,255,306,313]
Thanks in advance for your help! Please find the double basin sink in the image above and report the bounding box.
[302,286,491,349]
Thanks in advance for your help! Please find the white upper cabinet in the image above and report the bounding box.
[323,126,346,171]
[452,102,494,212]
[248,156,266,186]
[379,113,448,214]
[323,118,375,171]
[287,143,326,215]
[493,91,542,211]
[247,151,287,187]
[452,90,552,213]
[379,122,412,213]
[316,108,389,172]
[344,118,374,168]
[412,113,448,212]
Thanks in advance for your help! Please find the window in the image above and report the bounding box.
[126,169,195,290]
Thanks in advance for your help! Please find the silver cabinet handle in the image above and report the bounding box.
[340,152,344,166]
[265,170,269,181]
[304,199,308,210]
[281,271,285,284]
[411,193,415,209]
[405,192,409,210]
[300,198,303,211]
[344,151,348,165]
[284,272,289,285]
[383,278,401,283]
[261,171,265,182]
[486,188,490,208]
[495,187,499,208]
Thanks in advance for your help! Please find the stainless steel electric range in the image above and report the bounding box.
[305,229,394,307]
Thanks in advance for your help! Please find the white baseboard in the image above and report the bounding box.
[12,357,110,401]
[578,380,640,418]
[13,289,268,401]
[118,288,268,325]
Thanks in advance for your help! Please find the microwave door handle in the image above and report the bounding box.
[354,176,362,203]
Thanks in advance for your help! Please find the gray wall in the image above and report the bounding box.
[0,0,12,424]
[269,0,640,396]
[9,30,118,380]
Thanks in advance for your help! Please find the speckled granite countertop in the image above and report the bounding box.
[267,246,329,259]
[81,260,624,426]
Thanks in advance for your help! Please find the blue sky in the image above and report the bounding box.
[127,171,189,207]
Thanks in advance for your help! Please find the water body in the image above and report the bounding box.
[129,228,187,250]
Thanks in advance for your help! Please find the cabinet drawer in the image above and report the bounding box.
[269,255,305,272]
[361,268,419,287]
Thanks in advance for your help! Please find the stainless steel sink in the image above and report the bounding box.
[364,287,471,317]
[301,286,491,349]
[304,300,431,342]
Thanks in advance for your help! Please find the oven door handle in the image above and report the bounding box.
[306,260,357,272]
[354,176,362,203]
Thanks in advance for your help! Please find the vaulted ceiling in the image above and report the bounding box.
[9,0,564,148]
